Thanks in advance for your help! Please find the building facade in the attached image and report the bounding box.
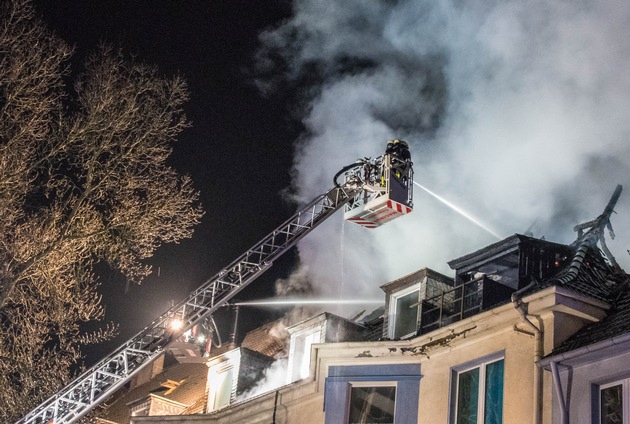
[123,221,628,424]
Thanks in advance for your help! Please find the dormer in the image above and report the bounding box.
[417,234,572,334]
[381,268,454,340]
[448,234,572,290]
[205,347,275,412]
[381,235,574,339]
[286,313,366,383]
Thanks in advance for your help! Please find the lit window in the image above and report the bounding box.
[207,349,240,412]
[451,354,504,424]
[287,329,321,382]
[599,379,630,424]
[212,367,235,410]
[389,284,420,339]
[348,383,396,424]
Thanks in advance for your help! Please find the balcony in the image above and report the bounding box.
[418,276,514,335]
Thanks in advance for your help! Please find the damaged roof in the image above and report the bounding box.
[550,289,630,357]
[99,356,207,423]
[241,319,288,358]
[539,248,624,302]
[547,251,630,356]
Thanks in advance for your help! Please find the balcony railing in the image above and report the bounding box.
[418,276,514,335]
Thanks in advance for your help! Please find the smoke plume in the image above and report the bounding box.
[257,0,630,303]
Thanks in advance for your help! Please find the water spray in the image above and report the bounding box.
[413,181,503,240]
[234,298,383,307]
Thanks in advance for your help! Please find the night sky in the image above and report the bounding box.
[33,1,303,364]
[30,1,630,368]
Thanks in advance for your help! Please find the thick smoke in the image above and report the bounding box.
[258,0,630,303]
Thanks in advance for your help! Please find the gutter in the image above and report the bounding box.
[539,331,630,367]
[537,333,630,424]
[512,280,543,424]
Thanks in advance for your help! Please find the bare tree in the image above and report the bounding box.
[0,0,204,420]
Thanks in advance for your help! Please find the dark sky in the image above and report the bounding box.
[30,1,630,370]
[33,1,303,364]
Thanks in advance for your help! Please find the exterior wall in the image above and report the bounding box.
[147,397,187,416]
[550,346,630,424]
[316,304,538,423]
[133,381,324,424]
[133,286,608,424]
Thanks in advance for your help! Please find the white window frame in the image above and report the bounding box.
[287,326,323,383]
[599,378,630,424]
[346,381,397,424]
[206,349,241,412]
[388,283,420,339]
[450,352,504,424]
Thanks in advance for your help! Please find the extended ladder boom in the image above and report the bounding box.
[19,184,361,424]
[20,147,415,424]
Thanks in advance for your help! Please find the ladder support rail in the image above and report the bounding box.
[19,184,360,424]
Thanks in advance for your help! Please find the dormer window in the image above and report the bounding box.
[382,268,454,340]
[289,329,322,382]
[287,313,366,383]
[206,349,240,412]
[388,284,420,339]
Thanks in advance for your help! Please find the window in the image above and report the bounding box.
[206,349,240,412]
[324,364,421,424]
[348,383,396,424]
[287,328,322,383]
[212,367,235,410]
[599,378,630,424]
[389,284,420,339]
[451,354,504,424]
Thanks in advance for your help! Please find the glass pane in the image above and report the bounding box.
[457,368,479,424]
[484,360,504,424]
[213,368,234,410]
[348,386,396,424]
[394,290,419,338]
[601,384,623,424]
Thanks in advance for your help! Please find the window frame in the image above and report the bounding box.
[449,351,505,424]
[324,364,421,424]
[346,381,397,424]
[206,349,241,412]
[287,325,323,383]
[388,283,421,339]
[597,377,630,424]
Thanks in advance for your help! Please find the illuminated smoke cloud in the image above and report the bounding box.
[257,0,630,306]
[236,358,289,401]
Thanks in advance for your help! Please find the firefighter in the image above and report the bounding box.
[386,139,411,162]
[385,139,411,180]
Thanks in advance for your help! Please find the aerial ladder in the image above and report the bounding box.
[18,145,413,424]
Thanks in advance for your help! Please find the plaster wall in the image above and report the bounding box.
[553,350,630,424]
[132,287,606,424]
[314,306,539,424]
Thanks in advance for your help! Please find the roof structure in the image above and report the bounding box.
[537,184,630,357]
[241,319,288,358]
[108,186,629,423]
[548,257,630,356]
[541,248,624,302]
[99,356,207,423]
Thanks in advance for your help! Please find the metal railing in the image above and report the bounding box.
[419,277,514,335]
